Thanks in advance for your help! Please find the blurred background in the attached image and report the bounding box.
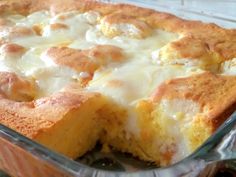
[157,0,236,17]
[113,0,236,28]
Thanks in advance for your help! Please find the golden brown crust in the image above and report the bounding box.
[100,12,152,38]
[41,45,125,87]
[152,72,236,130]
[42,46,98,74]
[149,72,236,152]
[0,91,101,138]
[1,0,235,62]
[85,45,125,64]
[158,36,223,70]
[0,72,36,101]
[0,0,234,64]
[0,43,26,57]
[1,43,25,54]
[43,45,125,74]
[0,0,32,15]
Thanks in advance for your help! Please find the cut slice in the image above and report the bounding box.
[0,90,106,158]
[149,72,236,164]
[99,72,236,166]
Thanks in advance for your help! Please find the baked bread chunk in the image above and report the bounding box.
[0,0,236,166]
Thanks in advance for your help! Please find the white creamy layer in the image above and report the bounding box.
[2,11,98,98]
[158,99,200,163]
[221,58,236,75]
[88,58,200,105]
[3,11,187,99]
[1,10,204,162]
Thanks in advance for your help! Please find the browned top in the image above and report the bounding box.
[0,0,235,64]
[152,72,236,129]
[0,43,26,57]
[42,45,125,74]
[0,72,36,101]
[85,45,125,65]
[43,47,99,74]
[158,36,222,70]
[100,12,153,38]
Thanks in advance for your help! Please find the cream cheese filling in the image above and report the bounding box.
[221,58,236,75]
[0,10,205,162]
[157,99,200,163]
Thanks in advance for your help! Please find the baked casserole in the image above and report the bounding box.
[0,0,236,167]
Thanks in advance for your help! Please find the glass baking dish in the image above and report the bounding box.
[0,1,236,176]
